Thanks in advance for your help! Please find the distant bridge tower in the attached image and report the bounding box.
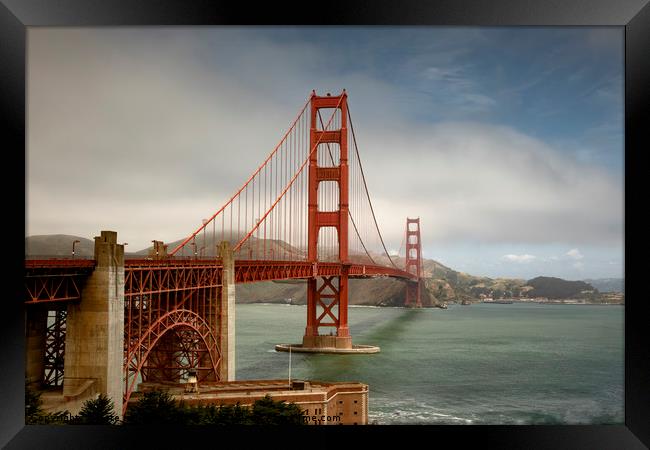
[303,90,352,350]
[405,217,423,308]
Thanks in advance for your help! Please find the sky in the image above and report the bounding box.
[26,27,624,280]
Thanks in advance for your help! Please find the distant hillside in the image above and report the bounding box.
[25,234,138,258]
[584,278,624,293]
[25,235,96,258]
[526,276,597,299]
[237,277,414,307]
[133,233,305,260]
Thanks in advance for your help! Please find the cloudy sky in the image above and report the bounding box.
[27,27,624,280]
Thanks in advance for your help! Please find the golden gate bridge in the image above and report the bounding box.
[24,91,425,416]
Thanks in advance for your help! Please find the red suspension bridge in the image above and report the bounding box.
[24,91,425,415]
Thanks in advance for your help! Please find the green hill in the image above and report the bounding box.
[526,276,598,299]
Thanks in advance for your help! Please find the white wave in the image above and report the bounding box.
[368,405,474,425]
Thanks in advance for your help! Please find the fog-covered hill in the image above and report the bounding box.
[25,234,96,258]
[583,278,624,293]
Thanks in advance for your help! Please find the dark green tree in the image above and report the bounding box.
[70,394,120,425]
[207,403,253,425]
[122,390,304,425]
[25,383,71,425]
[122,390,184,425]
[25,384,47,424]
[250,395,305,425]
[178,401,204,425]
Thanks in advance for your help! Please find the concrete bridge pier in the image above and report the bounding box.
[25,307,47,386]
[218,241,236,381]
[62,231,125,418]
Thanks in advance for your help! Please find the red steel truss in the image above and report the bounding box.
[25,255,416,407]
[24,260,95,304]
[123,259,224,408]
[43,309,67,387]
[25,257,415,403]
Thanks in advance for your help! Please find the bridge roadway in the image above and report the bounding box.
[24,258,416,304]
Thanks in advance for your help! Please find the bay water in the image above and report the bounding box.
[235,303,624,425]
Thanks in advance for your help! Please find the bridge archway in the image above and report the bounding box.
[123,308,221,412]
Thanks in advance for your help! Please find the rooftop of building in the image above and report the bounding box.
[130,379,368,404]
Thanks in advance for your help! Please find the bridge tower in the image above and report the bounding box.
[302,90,352,350]
[405,217,423,308]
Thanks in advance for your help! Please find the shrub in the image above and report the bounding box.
[250,395,305,426]
[25,383,71,425]
[25,384,45,424]
[122,390,305,425]
[70,394,120,425]
[122,390,183,425]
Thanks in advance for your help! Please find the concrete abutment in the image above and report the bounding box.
[25,307,48,386]
[62,231,124,418]
[219,241,236,381]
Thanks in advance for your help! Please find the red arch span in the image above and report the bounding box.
[123,308,221,414]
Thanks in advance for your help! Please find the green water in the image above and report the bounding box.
[235,303,624,425]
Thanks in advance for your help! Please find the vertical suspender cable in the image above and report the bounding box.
[347,106,398,269]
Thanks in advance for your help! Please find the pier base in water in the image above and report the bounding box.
[275,343,380,354]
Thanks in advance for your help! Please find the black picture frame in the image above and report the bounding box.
[2,1,648,448]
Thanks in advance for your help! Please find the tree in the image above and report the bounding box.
[213,403,252,425]
[186,402,252,425]
[25,382,71,425]
[250,395,305,425]
[25,384,45,424]
[122,390,183,425]
[70,394,120,425]
[122,390,304,425]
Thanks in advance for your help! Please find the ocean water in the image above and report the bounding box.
[235,303,624,425]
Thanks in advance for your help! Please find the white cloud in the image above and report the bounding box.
[502,254,536,263]
[572,261,584,270]
[361,121,623,249]
[566,248,584,260]
[25,28,625,257]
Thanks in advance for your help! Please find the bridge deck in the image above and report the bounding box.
[24,258,416,304]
